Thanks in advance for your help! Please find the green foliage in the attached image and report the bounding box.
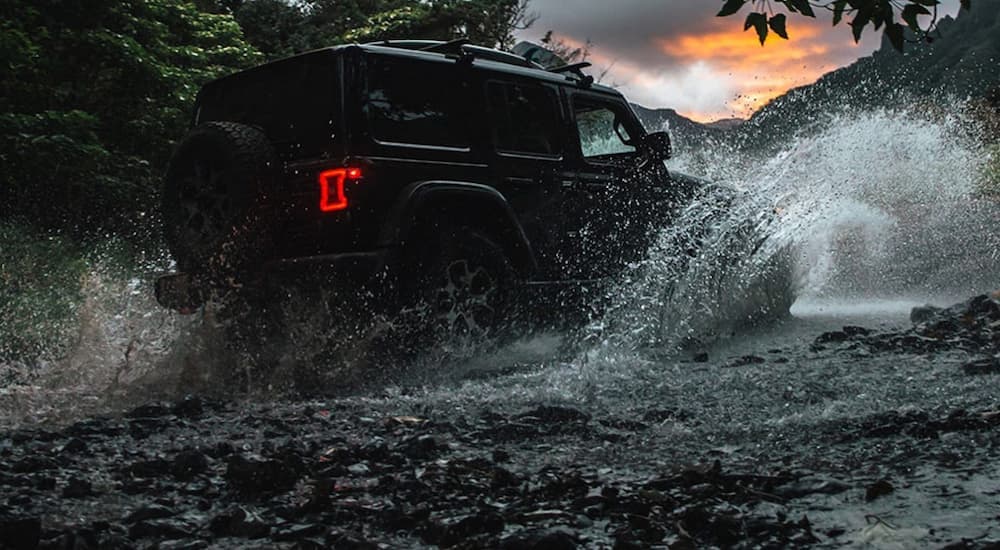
[0,224,87,364]
[230,0,532,60]
[0,0,262,240]
[717,0,972,50]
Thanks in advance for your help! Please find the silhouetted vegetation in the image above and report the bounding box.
[718,0,972,51]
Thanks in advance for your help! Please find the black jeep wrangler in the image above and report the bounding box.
[155,39,701,340]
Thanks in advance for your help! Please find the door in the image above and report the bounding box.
[565,93,652,278]
[485,79,578,280]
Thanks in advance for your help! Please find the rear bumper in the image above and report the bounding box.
[155,249,393,313]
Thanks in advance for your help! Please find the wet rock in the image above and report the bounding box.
[128,518,195,539]
[518,406,591,425]
[815,330,850,345]
[172,449,209,480]
[865,479,894,501]
[347,462,370,475]
[397,434,440,460]
[66,418,121,438]
[129,458,171,478]
[642,408,689,423]
[157,540,209,550]
[62,477,93,498]
[774,477,850,499]
[209,507,270,538]
[843,325,871,337]
[911,304,942,323]
[11,456,59,473]
[481,421,539,442]
[726,355,766,367]
[225,454,302,497]
[172,396,205,419]
[125,504,176,523]
[326,530,378,549]
[0,516,41,550]
[273,523,326,542]
[427,511,504,546]
[962,357,1000,375]
[59,438,87,454]
[126,403,171,419]
[500,526,578,550]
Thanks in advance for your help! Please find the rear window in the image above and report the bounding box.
[197,54,339,155]
[487,81,563,157]
[364,55,470,149]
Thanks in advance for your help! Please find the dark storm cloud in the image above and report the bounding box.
[520,0,720,69]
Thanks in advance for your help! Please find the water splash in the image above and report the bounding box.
[595,107,998,352]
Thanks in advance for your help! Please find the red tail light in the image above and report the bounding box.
[318,167,363,212]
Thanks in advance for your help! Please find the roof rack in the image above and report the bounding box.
[550,62,594,87]
[365,39,542,70]
[420,38,470,53]
[549,62,592,74]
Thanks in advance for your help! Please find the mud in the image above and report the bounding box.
[2,295,1000,549]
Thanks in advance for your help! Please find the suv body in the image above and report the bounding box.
[156,40,701,319]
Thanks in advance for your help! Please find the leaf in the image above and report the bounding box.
[717,0,746,17]
[850,7,873,43]
[885,21,905,51]
[745,12,768,45]
[832,0,848,26]
[768,14,789,39]
[901,3,930,33]
[789,0,815,17]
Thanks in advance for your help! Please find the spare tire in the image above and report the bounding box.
[162,122,278,273]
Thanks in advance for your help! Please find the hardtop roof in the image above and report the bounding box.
[201,42,622,98]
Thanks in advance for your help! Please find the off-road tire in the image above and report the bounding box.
[162,121,278,275]
[383,224,518,359]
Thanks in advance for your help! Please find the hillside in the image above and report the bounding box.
[737,0,1000,149]
[631,104,734,155]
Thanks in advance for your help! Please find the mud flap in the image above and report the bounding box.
[155,273,207,314]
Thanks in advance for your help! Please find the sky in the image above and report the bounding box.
[514,0,963,122]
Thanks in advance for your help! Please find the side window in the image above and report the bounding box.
[573,99,637,159]
[365,56,469,149]
[486,81,563,157]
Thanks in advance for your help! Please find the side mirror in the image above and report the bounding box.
[641,131,672,161]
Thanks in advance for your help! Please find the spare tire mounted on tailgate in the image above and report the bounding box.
[162,121,278,277]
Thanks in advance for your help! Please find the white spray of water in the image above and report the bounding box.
[592,107,997,353]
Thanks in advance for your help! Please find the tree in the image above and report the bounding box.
[0,0,261,238]
[230,0,535,60]
[717,0,973,51]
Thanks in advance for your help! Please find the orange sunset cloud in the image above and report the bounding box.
[654,19,849,120]
[517,3,890,123]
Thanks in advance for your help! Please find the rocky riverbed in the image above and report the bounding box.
[2,293,1000,549]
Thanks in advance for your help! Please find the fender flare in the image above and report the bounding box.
[379,180,537,277]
